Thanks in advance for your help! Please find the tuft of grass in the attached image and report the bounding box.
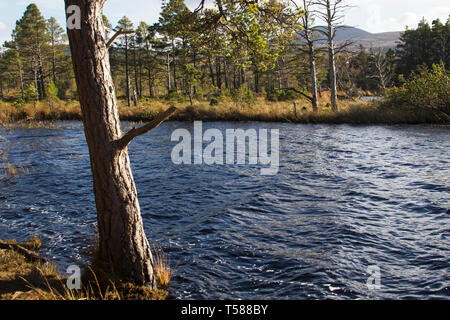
[84,238,170,299]
[0,149,31,180]
[153,246,172,290]
[79,264,169,301]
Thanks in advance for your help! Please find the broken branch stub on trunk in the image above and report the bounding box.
[116,106,177,149]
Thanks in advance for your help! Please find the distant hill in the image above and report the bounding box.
[339,27,401,50]
[333,26,373,42]
[299,26,401,51]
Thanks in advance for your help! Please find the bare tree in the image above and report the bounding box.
[296,0,320,112]
[370,50,393,93]
[312,0,350,112]
[65,0,176,287]
[335,50,358,96]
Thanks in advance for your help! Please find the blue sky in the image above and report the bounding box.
[1,0,449,45]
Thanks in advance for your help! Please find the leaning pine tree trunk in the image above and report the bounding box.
[65,0,176,287]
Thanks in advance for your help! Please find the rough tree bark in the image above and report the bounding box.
[64,0,176,287]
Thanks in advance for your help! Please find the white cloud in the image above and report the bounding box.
[345,0,450,33]
[0,21,6,31]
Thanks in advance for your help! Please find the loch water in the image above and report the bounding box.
[0,122,449,299]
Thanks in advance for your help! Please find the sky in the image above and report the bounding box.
[0,0,449,45]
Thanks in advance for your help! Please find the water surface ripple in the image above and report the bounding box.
[0,122,449,299]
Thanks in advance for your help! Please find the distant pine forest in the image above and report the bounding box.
[0,2,449,124]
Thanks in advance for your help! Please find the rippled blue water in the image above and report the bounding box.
[0,122,449,299]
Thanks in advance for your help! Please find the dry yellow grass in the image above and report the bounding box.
[0,149,31,179]
[0,238,169,300]
[153,246,172,290]
[0,100,81,122]
[117,96,373,123]
[1,95,448,124]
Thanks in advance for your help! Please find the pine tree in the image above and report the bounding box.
[115,16,134,106]
[47,17,66,84]
[11,4,49,100]
[136,22,164,98]
[397,18,436,77]
[159,0,191,91]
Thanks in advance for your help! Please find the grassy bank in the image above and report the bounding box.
[0,238,169,300]
[0,96,449,125]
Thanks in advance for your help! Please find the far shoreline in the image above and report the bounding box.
[1,97,449,126]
